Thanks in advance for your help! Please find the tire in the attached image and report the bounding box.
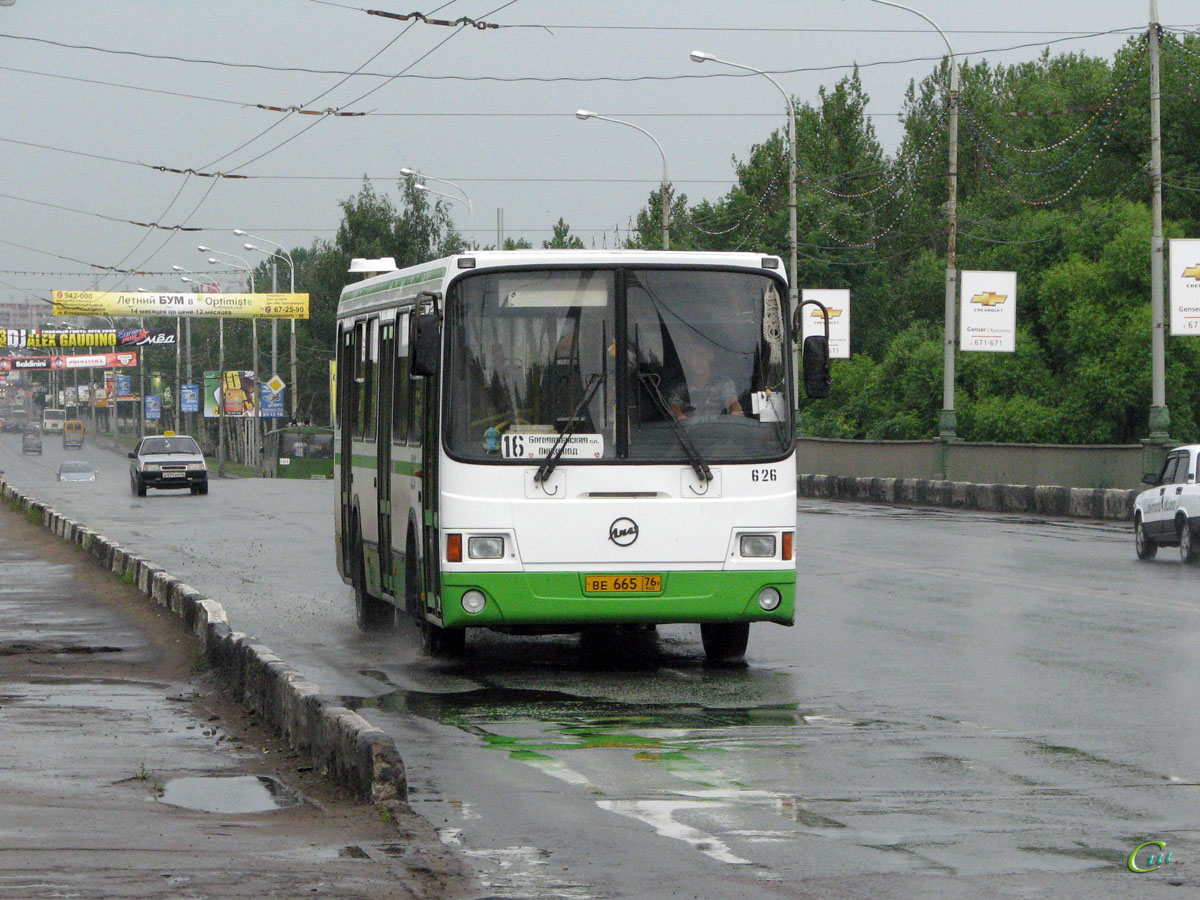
[191,479,208,496]
[422,620,466,657]
[1135,516,1157,560]
[1180,516,1198,564]
[350,519,394,632]
[700,622,750,662]
[131,474,146,497]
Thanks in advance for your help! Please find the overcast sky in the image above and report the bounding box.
[0,1,1183,310]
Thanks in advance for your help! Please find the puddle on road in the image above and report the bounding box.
[157,775,300,814]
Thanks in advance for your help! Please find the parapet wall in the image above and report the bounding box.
[798,473,1137,520]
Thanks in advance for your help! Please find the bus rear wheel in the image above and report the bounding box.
[351,521,394,632]
[700,623,749,662]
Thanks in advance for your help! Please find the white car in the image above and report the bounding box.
[128,433,208,496]
[1133,444,1200,562]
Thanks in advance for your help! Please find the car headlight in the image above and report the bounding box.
[468,536,505,559]
[739,534,777,558]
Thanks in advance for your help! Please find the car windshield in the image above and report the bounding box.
[140,436,200,455]
[444,266,792,464]
[60,462,94,474]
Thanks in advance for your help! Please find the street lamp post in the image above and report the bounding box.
[181,275,224,473]
[690,50,797,313]
[201,247,260,471]
[171,267,198,434]
[234,230,298,422]
[864,0,960,456]
[414,184,476,251]
[576,110,671,250]
[402,169,475,250]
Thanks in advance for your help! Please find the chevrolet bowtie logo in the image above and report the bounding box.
[809,308,843,318]
[970,292,1007,307]
[1182,264,1200,280]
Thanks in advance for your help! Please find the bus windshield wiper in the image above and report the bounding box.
[637,373,713,483]
[534,373,604,484]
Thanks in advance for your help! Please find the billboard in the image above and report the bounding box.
[0,351,138,372]
[960,270,1017,353]
[181,384,200,414]
[52,290,309,320]
[1169,239,1200,335]
[203,370,258,418]
[800,289,851,358]
[0,327,174,349]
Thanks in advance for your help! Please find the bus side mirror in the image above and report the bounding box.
[410,313,441,377]
[802,335,831,399]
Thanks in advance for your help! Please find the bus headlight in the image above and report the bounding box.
[739,534,776,558]
[757,587,782,611]
[468,536,505,559]
[461,589,487,614]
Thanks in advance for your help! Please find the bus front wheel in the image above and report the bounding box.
[700,623,749,662]
[422,621,466,657]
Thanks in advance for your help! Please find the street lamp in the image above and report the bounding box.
[414,184,476,250]
[691,51,797,313]
[235,230,299,422]
[862,0,960,446]
[202,248,261,472]
[576,109,671,250]
[403,168,475,250]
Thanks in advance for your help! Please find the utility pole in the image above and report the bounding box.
[1146,0,1170,471]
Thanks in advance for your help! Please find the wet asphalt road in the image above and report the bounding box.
[3,431,1199,898]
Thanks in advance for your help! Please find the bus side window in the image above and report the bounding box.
[378,320,395,445]
[393,311,409,444]
[408,367,424,448]
[336,326,352,432]
[354,320,367,439]
[364,317,378,442]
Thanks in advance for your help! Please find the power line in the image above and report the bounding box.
[0,27,1144,84]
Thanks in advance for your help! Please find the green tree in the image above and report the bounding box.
[543,217,585,249]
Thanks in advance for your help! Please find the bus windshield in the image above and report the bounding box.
[444,266,792,464]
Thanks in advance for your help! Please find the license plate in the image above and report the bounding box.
[584,574,663,593]
[162,471,185,478]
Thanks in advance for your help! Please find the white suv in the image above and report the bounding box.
[1134,444,1200,562]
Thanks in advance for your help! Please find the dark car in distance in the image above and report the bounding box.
[21,424,42,454]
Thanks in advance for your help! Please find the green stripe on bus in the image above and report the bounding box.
[341,267,447,302]
[335,452,419,477]
[437,569,795,629]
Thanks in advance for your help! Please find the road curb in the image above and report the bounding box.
[797,474,1137,520]
[0,479,407,806]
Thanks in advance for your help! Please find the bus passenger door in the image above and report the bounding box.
[411,308,441,617]
[376,320,396,595]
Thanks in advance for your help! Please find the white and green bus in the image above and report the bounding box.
[334,250,830,660]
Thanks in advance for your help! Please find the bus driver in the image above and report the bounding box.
[666,341,745,420]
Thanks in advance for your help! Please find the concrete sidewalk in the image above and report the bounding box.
[0,502,475,899]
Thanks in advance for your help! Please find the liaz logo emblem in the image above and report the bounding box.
[970,291,1008,306]
[1128,840,1172,873]
[608,517,639,547]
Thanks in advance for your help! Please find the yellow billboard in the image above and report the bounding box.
[51,290,309,319]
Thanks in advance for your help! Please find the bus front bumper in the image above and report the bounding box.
[438,569,795,629]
